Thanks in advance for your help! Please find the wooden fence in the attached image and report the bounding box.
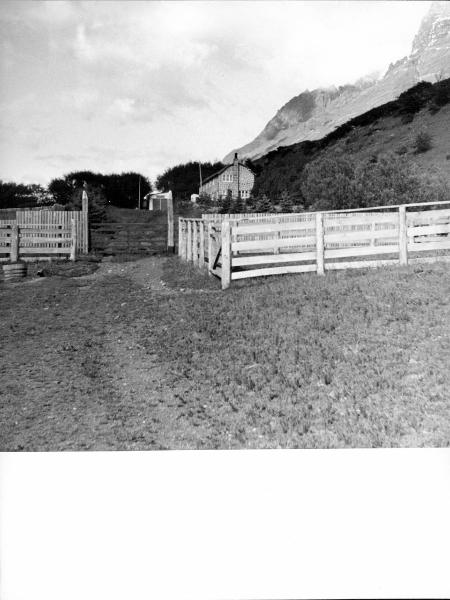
[180,201,450,289]
[0,210,88,261]
[0,221,76,263]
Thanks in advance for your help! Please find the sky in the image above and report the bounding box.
[0,1,431,186]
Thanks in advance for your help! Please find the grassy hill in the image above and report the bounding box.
[253,78,450,203]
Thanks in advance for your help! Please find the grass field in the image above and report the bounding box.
[1,255,449,450]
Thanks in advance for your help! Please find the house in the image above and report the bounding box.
[199,153,254,202]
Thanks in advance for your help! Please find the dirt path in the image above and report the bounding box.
[0,256,221,451]
[2,255,449,450]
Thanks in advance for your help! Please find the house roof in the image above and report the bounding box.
[201,162,253,185]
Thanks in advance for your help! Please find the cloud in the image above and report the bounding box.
[0,1,431,185]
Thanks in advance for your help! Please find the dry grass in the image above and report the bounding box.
[1,256,449,450]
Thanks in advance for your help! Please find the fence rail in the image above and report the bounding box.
[0,209,88,256]
[180,201,450,289]
[0,221,77,263]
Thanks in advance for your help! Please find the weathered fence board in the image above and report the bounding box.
[233,251,317,266]
[232,264,318,280]
[0,222,76,263]
[0,209,88,256]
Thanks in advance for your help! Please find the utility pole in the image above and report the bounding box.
[199,163,203,191]
[138,175,141,210]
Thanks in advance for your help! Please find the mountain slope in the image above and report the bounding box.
[251,78,450,202]
[224,1,450,163]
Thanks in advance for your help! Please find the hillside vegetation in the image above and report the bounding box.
[252,78,450,207]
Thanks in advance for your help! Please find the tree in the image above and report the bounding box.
[48,178,73,205]
[301,154,357,211]
[280,190,294,213]
[0,181,53,209]
[232,192,244,214]
[156,161,225,202]
[220,189,233,214]
[49,171,151,209]
[255,194,272,212]
[66,182,108,223]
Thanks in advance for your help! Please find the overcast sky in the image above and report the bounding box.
[0,1,431,186]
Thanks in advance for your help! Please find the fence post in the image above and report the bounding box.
[274,216,280,255]
[10,225,19,262]
[208,223,213,277]
[316,212,325,275]
[187,220,192,262]
[221,220,231,290]
[183,220,187,260]
[82,188,89,253]
[70,218,76,261]
[179,220,185,260]
[178,218,182,257]
[167,191,174,253]
[370,221,376,247]
[193,220,198,266]
[199,221,205,269]
[398,205,408,266]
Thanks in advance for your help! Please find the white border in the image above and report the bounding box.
[1,449,450,600]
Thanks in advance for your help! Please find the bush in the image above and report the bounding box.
[414,129,433,153]
[255,194,273,212]
[232,193,244,214]
[398,81,433,116]
[301,154,358,211]
[197,193,212,210]
[396,145,408,156]
[301,151,449,210]
[219,189,233,214]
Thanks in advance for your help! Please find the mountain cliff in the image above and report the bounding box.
[224,1,450,163]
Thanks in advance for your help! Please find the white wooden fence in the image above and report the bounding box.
[0,221,77,262]
[179,201,450,289]
[0,209,88,259]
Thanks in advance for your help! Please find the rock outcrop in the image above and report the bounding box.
[224,1,450,162]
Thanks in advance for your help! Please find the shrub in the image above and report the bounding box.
[433,81,450,107]
[414,129,433,153]
[197,193,212,210]
[301,154,358,211]
[219,189,233,214]
[300,151,449,210]
[280,190,294,213]
[398,81,433,116]
[255,194,273,212]
[232,193,244,214]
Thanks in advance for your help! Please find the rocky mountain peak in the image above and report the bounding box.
[223,3,450,163]
[411,1,450,56]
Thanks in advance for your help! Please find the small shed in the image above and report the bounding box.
[144,190,173,211]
